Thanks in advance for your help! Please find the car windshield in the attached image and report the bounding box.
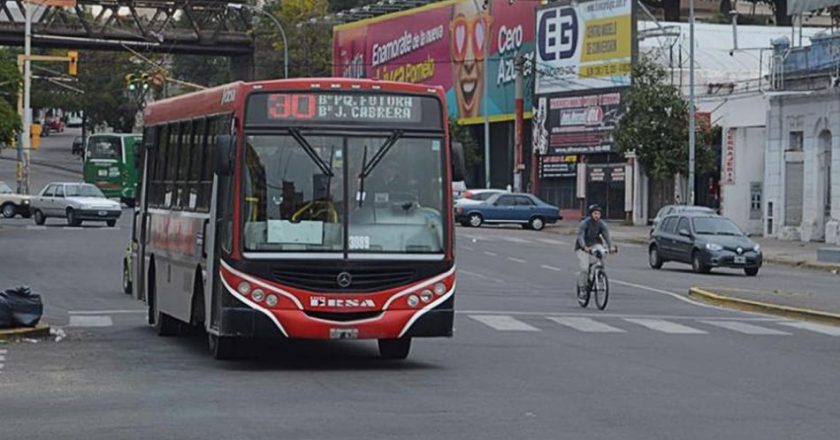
[87,137,121,160]
[0,182,12,194]
[66,184,105,198]
[242,133,445,254]
[693,217,743,236]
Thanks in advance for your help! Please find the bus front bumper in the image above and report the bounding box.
[218,300,454,340]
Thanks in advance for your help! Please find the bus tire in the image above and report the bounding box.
[378,337,411,360]
[122,259,132,295]
[208,333,239,360]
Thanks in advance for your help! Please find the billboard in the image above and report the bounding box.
[333,0,537,125]
[532,91,624,154]
[535,0,634,95]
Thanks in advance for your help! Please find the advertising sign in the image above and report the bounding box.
[333,0,537,124]
[539,154,578,178]
[723,127,736,185]
[535,0,633,95]
[533,91,623,154]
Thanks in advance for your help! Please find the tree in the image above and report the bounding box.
[743,0,791,25]
[170,55,232,88]
[639,0,681,22]
[613,57,713,186]
[255,0,332,79]
[0,49,21,146]
[449,117,481,186]
[76,51,141,132]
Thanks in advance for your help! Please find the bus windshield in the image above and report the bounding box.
[87,137,122,161]
[242,132,445,255]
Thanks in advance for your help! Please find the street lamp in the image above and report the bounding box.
[228,2,288,79]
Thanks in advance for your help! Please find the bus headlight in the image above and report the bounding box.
[433,282,447,296]
[237,282,251,296]
[251,289,265,302]
[265,295,278,307]
[420,290,433,303]
[407,295,420,308]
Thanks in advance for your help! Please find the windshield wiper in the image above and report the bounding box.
[357,130,403,207]
[289,128,334,178]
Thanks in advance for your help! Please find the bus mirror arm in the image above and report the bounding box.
[215,135,234,176]
[452,141,466,182]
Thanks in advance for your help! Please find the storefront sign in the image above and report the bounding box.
[723,128,736,184]
[539,154,578,178]
[587,164,625,182]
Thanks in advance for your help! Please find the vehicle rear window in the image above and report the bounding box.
[88,137,121,160]
[475,192,497,201]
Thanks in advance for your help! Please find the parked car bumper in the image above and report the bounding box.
[701,250,762,269]
[76,209,122,221]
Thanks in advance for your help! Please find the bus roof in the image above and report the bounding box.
[88,132,142,137]
[143,78,446,126]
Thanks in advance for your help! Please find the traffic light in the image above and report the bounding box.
[67,50,78,76]
[140,73,150,90]
[126,73,136,91]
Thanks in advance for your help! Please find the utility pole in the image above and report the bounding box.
[228,2,288,79]
[513,56,525,193]
[19,0,32,195]
[688,0,696,205]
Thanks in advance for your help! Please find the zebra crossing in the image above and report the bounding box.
[464,313,840,337]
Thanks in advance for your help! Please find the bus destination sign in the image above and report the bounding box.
[246,92,442,129]
[267,93,422,124]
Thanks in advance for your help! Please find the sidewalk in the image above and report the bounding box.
[545,221,840,273]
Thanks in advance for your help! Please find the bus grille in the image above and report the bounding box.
[304,311,383,322]
[272,267,416,292]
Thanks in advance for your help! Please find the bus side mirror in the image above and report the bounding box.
[215,135,234,176]
[452,141,466,182]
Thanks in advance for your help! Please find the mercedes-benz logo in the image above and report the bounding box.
[336,271,352,288]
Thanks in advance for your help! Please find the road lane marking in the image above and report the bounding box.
[63,227,83,231]
[540,264,563,272]
[68,315,114,327]
[537,238,568,245]
[778,321,840,336]
[699,320,791,335]
[624,318,707,334]
[499,236,530,244]
[456,310,782,321]
[483,251,498,257]
[547,317,625,333]
[459,269,491,280]
[469,315,540,331]
[25,226,47,230]
[68,310,145,315]
[611,279,721,310]
[506,257,527,264]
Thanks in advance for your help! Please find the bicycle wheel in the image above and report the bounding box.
[577,283,590,308]
[594,269,609,310]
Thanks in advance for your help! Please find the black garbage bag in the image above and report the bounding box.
[0,294,12,328]
[1,286,43,327]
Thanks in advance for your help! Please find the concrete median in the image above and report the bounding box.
[689,287,840,326]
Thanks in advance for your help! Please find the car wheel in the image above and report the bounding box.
[468,213,483,228]
[33,209,45,225]
[692,251,710,274]
[66,208,81,226]
[744,267,759,277]
[107,220,117,227]
[529,216,545,231]
[1,203,16,218]
[649,245,664,269]
[378,338,411,360]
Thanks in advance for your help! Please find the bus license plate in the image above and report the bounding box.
[734,256,746,264]
[98,211,108,216]
[330,328,358,339]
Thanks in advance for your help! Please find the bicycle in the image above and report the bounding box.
[577,245,616,310]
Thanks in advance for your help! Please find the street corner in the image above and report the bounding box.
[0,322,51,342]
[688,287,840,327]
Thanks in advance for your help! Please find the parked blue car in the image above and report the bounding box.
[455,192,561,231]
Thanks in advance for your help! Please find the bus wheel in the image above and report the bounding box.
[150,271,182,336]
[122,260,132,294]
[378,338,411,360]
[208,334,238,360]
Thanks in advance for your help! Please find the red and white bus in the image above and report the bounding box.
[127,78,465,359]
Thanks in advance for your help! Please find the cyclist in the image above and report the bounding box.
[576,204,613,295]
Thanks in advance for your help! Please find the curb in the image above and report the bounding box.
[0,322,51,341]
[0,156,81,175]
[688,287,840,326]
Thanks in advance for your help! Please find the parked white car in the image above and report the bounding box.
[0,180,31,218]
[454,189,509,208]
[30,182,122,227]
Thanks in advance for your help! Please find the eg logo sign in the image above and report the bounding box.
[538,7,578,62]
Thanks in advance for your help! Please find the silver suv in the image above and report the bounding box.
[31,182,122,227]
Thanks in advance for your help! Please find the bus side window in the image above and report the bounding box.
[165,123,180,207]
[177,120,192,209]
[197,117,218,212]
[151,125,168,208]
[188,118,206,211]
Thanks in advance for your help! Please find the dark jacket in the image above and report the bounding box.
[575,217,612,251]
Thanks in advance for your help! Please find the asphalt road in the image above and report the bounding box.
[2,138,840,439]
